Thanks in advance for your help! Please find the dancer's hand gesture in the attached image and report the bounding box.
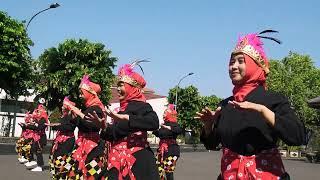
[161,124,171,130]
[194,107,221,135]
[85,111,108,129]
[105,107,129,121]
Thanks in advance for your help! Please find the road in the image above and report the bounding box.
[0,151,319,179]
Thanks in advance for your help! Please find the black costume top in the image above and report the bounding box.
[73,105,104,133]
[201,86,306,156]
[25,118,47,146]
[51,113,76,158]
[52,113,77,132]
[71,105,106,162]
[101,100,159,141]
[100,100,160,180]
[153,122,182,157]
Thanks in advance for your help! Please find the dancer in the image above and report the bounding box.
[91,61,160,180]
[48,97,76,179]
[16,112,33,164]
[153,104,182,180]
[24,98,49,172]
[66,75,107,179]
[196,30,306,179]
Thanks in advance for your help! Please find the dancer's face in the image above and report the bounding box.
[62,105,68,112]
[117,81,127,101]
[229,53,246,85]
[79,89,84,99]
[79,89,87,104]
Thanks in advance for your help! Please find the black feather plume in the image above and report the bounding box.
[257,35,282,44]
[258,30,279,34]
[130,58,151,75]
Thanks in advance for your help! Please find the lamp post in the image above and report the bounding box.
[174,72,194,110]
[26,3,60,30]
[11,3,60,137]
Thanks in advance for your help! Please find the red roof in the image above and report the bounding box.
[109,87,166,103]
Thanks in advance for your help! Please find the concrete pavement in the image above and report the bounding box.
[0,151,319,180]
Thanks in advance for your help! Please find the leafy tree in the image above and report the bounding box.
[49,107,62,123]
[267,52,320,128]
[167,86,222,145]
[199,95,222,110]
[34,39,117,110]
[0,11,33,97]
[168,86,202,133]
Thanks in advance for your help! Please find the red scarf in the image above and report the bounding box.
[232,54,267,102]
[120,83,146,111]
[221,148,286,180]
[81,89,105,112]
[22,129,35,139]
[108,131,149,180]
[52,131,74,153]
[33,104,49,124]
[158,139,177,162]
[31,104,48,141]
[72,132,100,176]
[163,104,177,123]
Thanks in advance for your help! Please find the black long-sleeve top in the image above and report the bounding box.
[153,122,182,140]
[201,86,306,156]
[153,122,182,157]
[101,100,159,142]
[71,105,105,161]
[52,113,76,133]
[50,114,76,158]
[25,118,47,145]
[72,105,104,133]
[25,118,46,132]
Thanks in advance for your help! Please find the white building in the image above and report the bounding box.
[0,89,37,137]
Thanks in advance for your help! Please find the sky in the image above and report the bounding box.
[1,0,320,99]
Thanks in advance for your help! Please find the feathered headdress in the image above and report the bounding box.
[232,29,281,74]
[118,59,150,89]
[79,74,101,95]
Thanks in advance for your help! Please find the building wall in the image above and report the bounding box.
[0,112,55,138]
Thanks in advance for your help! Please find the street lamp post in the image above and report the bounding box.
[11,3,60,137]
[174,72,194,110]
[26,3,60,30]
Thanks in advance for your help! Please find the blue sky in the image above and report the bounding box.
[2,0,320,98]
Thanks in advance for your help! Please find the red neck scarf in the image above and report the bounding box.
[163,104,177,123]
[120,83,146,111]
[232,54,267,102]
[81,89,105,112]
[33,104,49,124]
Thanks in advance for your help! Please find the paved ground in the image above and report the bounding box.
[0,151,319,179]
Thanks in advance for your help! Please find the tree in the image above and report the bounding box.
[168,86,202,133]
[34,39,117,110]
[199,95,222,110]
[267,52,320,128]
[0,11,33,97]
[167,86,223,145]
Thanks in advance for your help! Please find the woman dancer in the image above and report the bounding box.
[196,30,305,179]
[66,75,107,179]
[24,99,49,172]
[91,61,160,180]
[48,97,76,179]
[153,104,182,180]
